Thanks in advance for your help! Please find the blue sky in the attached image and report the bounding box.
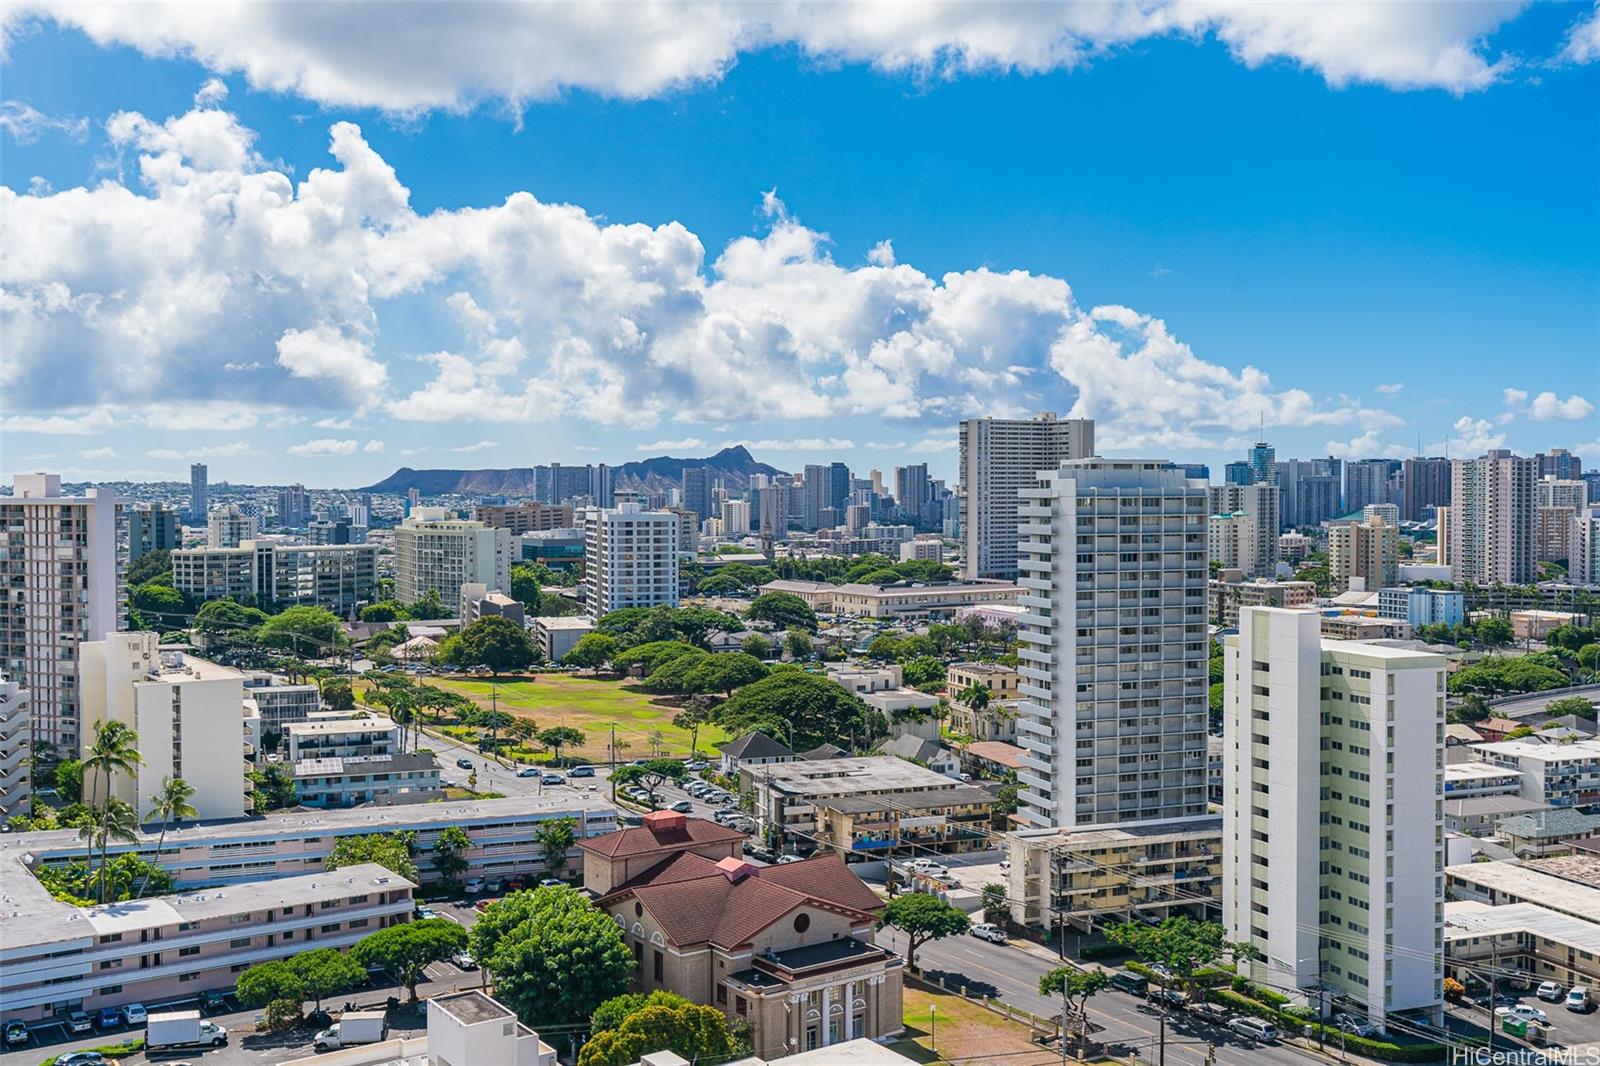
[1,3,1596,488]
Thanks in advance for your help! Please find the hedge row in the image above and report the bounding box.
[1212,987,1447,1062]
[1078,942,1123,961]
[42,1037,145,1066]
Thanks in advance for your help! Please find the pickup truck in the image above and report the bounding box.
[314,1011,389,1051]
[147,1010,228,1050]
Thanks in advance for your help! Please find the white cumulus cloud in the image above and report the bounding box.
[1561,4,1600,63]
[0,100,89,143]
[287,438,359,457]
[0,0,1531,114]
[636,438,708,452]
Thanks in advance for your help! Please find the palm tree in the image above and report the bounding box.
[95,798,141,903]
[83,720,143,808]
[136,777,198,898]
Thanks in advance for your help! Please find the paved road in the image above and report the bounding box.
[882,927,1329,1066]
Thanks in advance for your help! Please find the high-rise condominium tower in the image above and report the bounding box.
[1014,459,1210,829]
[189,462,208,522]
[128,502,181,561]
[681,467,712,526]
[208,503,260,548]
[1246,441,1276,484]
[581,503,681,619]
[392,508,512,604]
[1441,452,1537,585]
[1400,457,1452,522]
[1344,459,1401,515]
[1207,483,1280,578]
[0,474,122,751]
[959,413,1094,579]
[1222,607,1444,1027]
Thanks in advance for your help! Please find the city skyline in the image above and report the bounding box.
[2,5,1596,485]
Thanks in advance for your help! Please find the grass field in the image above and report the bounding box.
[892,986,1063,1065]
[431,675,730,761]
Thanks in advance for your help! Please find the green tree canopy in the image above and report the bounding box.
[577,1000,745,1066]
[235,960,305,1008]
[747,591,818,632]
[359,600,409,623]
[54,758,83,803]
[611,758,690,803]
[352,919,467,1001]
[126,548,172,587]
[193,599,269,643]
[612,640,703,675]
[1449,656,1569,695]
[442,615,537,675]
[431,825,472,886]
[590,990,692,1033]
[563,632,620,669]
[783,628,814,660]
[533,817,578,879]
[537,726,586,763]
[713,668,883,752]
[258,605,346,657]
[876,892,969,972]
[326,831,419,883]
[1104,917,1249,1000]
[320,677,355,710]
[741,633,773,659]
[130,583,190,628]
[510,563,542,613]
[470,886,634,1029]
[1545,696,1597,721]
[1474,616,1515,647]
[289,948,367,1010]
[1548,624,1598,654]
[901,655,946,687]
[248,762,297,812]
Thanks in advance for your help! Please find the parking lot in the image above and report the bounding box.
[1447,983,1600,1056]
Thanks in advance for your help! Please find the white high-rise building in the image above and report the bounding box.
[581,504,680,620]
[1207,483,1281,578]
[1572,508,1600,587]
[392,508,512,605]
[1014,459,1210,829]
[1442,452,1537,585]
[0,678,31,818]
[1222,608,1445,1027]
[172,541,378,615]
[0,474,123,752]
[720,499,751,535]
[207,504,260,548]
[80,632,248,820]
[959,413,1094,580]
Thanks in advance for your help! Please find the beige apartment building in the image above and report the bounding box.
[1329,513,1399,592]
[473,501,575,533]
[581,812,903,1060]
[1441,451,1538,585]
[1208,574,1316,627]
[392,508,512,605]
[0,862,414,1025]
[759,578,1020,619]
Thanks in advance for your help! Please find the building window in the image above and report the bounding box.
[736,996,748,1017]
[793,913,811,934]
[653,950,664,982]
[179,972,199,983]
[100,984,122,996]
[230,938,252,949]
[179,946,201,957]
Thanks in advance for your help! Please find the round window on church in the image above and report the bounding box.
[635,902,644,918]
[793,913,811,933]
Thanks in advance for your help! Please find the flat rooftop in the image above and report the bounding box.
[1445,900,1600,955]
[534,616,595,630]
[141,651,240,684]
[1473,739,1600,762]
[287,716,398,736]
[1446,761,1522,780]
[760,756,970,798]
[1447,860,1600,921]
[820,785,996,814]
[432,990,513,1025]
[293,752,439,777]
[1010,814,1223,850]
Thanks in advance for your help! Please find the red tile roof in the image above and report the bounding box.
[579,817,746,858]
[603,852,884,950]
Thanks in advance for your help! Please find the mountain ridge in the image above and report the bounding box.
[360,445,786,496]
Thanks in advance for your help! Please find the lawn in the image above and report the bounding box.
[893,986,1063,1066]
[430,675,730,762]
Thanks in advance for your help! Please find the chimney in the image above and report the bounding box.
[643,810,686,834]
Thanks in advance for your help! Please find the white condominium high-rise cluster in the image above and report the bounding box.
[1207,482,1280,578]
[207,503,260,548]
[1014,459,1211,829]
[1439,450,1538,585]
[1222,607,1445,1026]
[581,502,682,620]
[959,413,1094,580]
[0,474,123,752]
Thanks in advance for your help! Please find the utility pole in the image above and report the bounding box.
[1059,980,1070,1066]
[1158,1010,1167,1066]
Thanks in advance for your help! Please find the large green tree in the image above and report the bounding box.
[442,616,537,675]
[1104,917,1251,1002]
[509,563,542,613]
[326,831,419,883]
[235,960,305,1009]
[193,599,270,645]
[258,605,346,657]
[577,1000,745,1066]
[537,726,586,763]
[713,668,883,751]
[431,825,472,887]
[533,817,577,880]
[352,919,467,1001]
[130,583,190,629]
[249,762,297,812]
[1040,967,1110,1056]
[876,893,969,972]
[470,887,633,1029]
[290,948,367,1011]
[746,591,818,632]
[611,759,690,804]
[563,632,620,670]
[136,776,197,898]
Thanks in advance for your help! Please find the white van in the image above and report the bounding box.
[1229,1017,1278,1043]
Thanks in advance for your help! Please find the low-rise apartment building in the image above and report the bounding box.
[580,812,903,1060]
[1444,761,1523,799]
[0,861,413,1025]
[747,757,993,855]
[284,990,559,1066]
[1445,860,1600,921]
[286,717,401,761]
[1379,586,1466,629]
[293,752,443,808]
[760,579,1021,619]
[532,615,595,661]
[1208,576,1316,627]
[1445,901,1600,996]
[242,672,321,733]
[944,662,1020,742]
[1004,816,1221,934]
[1472,739,1600,809]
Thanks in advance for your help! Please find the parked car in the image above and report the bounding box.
[775,854,804,864]
[1229,1017,1277,1043]
[1190,1002,1231,1026]
[452,951,478,971]
[1495,1004,1549,1025]
[416,905,436,920]
[516,767,540,777]
[1568,987,1592,1012]
[1108,971,1148,996]
[66,1010,93,1035]
[686,760,709,771]
[669,800,694,813]
[56,1054,106,1066]
[96,1007,122,1029]
[474,899,495,912]
[456,758,474,770]
[1335,1013,1378,1037]
[542,773,565,785]
[486,877,505,893]
[1538,981,1565,1002]
[464,876,485,893]
[538,877,565,887]
[969,923,1008,944]
[121,1003,148,1026]
[569,766,596,777]
[199,989,228,1013]
[1150,988,1188,1010]
[3,1021,30,1047]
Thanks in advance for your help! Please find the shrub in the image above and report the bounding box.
[1077,942,1124,961]
[42,1039,146,1066]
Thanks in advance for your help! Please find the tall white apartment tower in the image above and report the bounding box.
[1222,608,1445,1027]
[80,632,247,819]
[1443,452,1537,585]
[0,474,123,752]
[1572,508,1600,586]
[392,508,513,605]
[0,677,31,818]
[581,504,681,620]
[1013,459,1210,829]
[207,504,260,548]
[189,462,208,522]
[959,413,1094,580]
[1207,483,1280,578]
